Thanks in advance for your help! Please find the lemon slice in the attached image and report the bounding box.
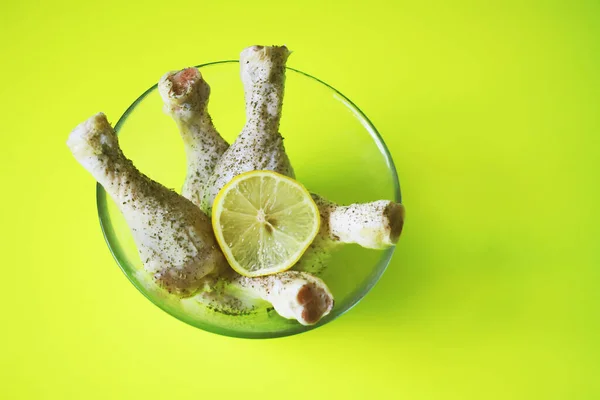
[212,170,320,277]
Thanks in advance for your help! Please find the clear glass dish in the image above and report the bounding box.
[97,60,401,338]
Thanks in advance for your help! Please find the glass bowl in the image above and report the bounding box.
[97,60,401,338]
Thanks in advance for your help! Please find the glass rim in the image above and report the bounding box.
[96,60,402,339]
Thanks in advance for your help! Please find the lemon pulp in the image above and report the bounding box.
[212,170,320,277]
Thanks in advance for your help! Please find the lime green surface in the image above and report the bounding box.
[1,0,598,398]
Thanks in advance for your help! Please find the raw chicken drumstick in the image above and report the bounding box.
[158,68,228,206]
[232,271,333,325]
[201,270,334,326]
[200,45,294,213]
[67,113,333,324]
[67,113,226,297]
[294,194,405,273]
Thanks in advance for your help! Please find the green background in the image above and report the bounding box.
[1,0,598,398]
